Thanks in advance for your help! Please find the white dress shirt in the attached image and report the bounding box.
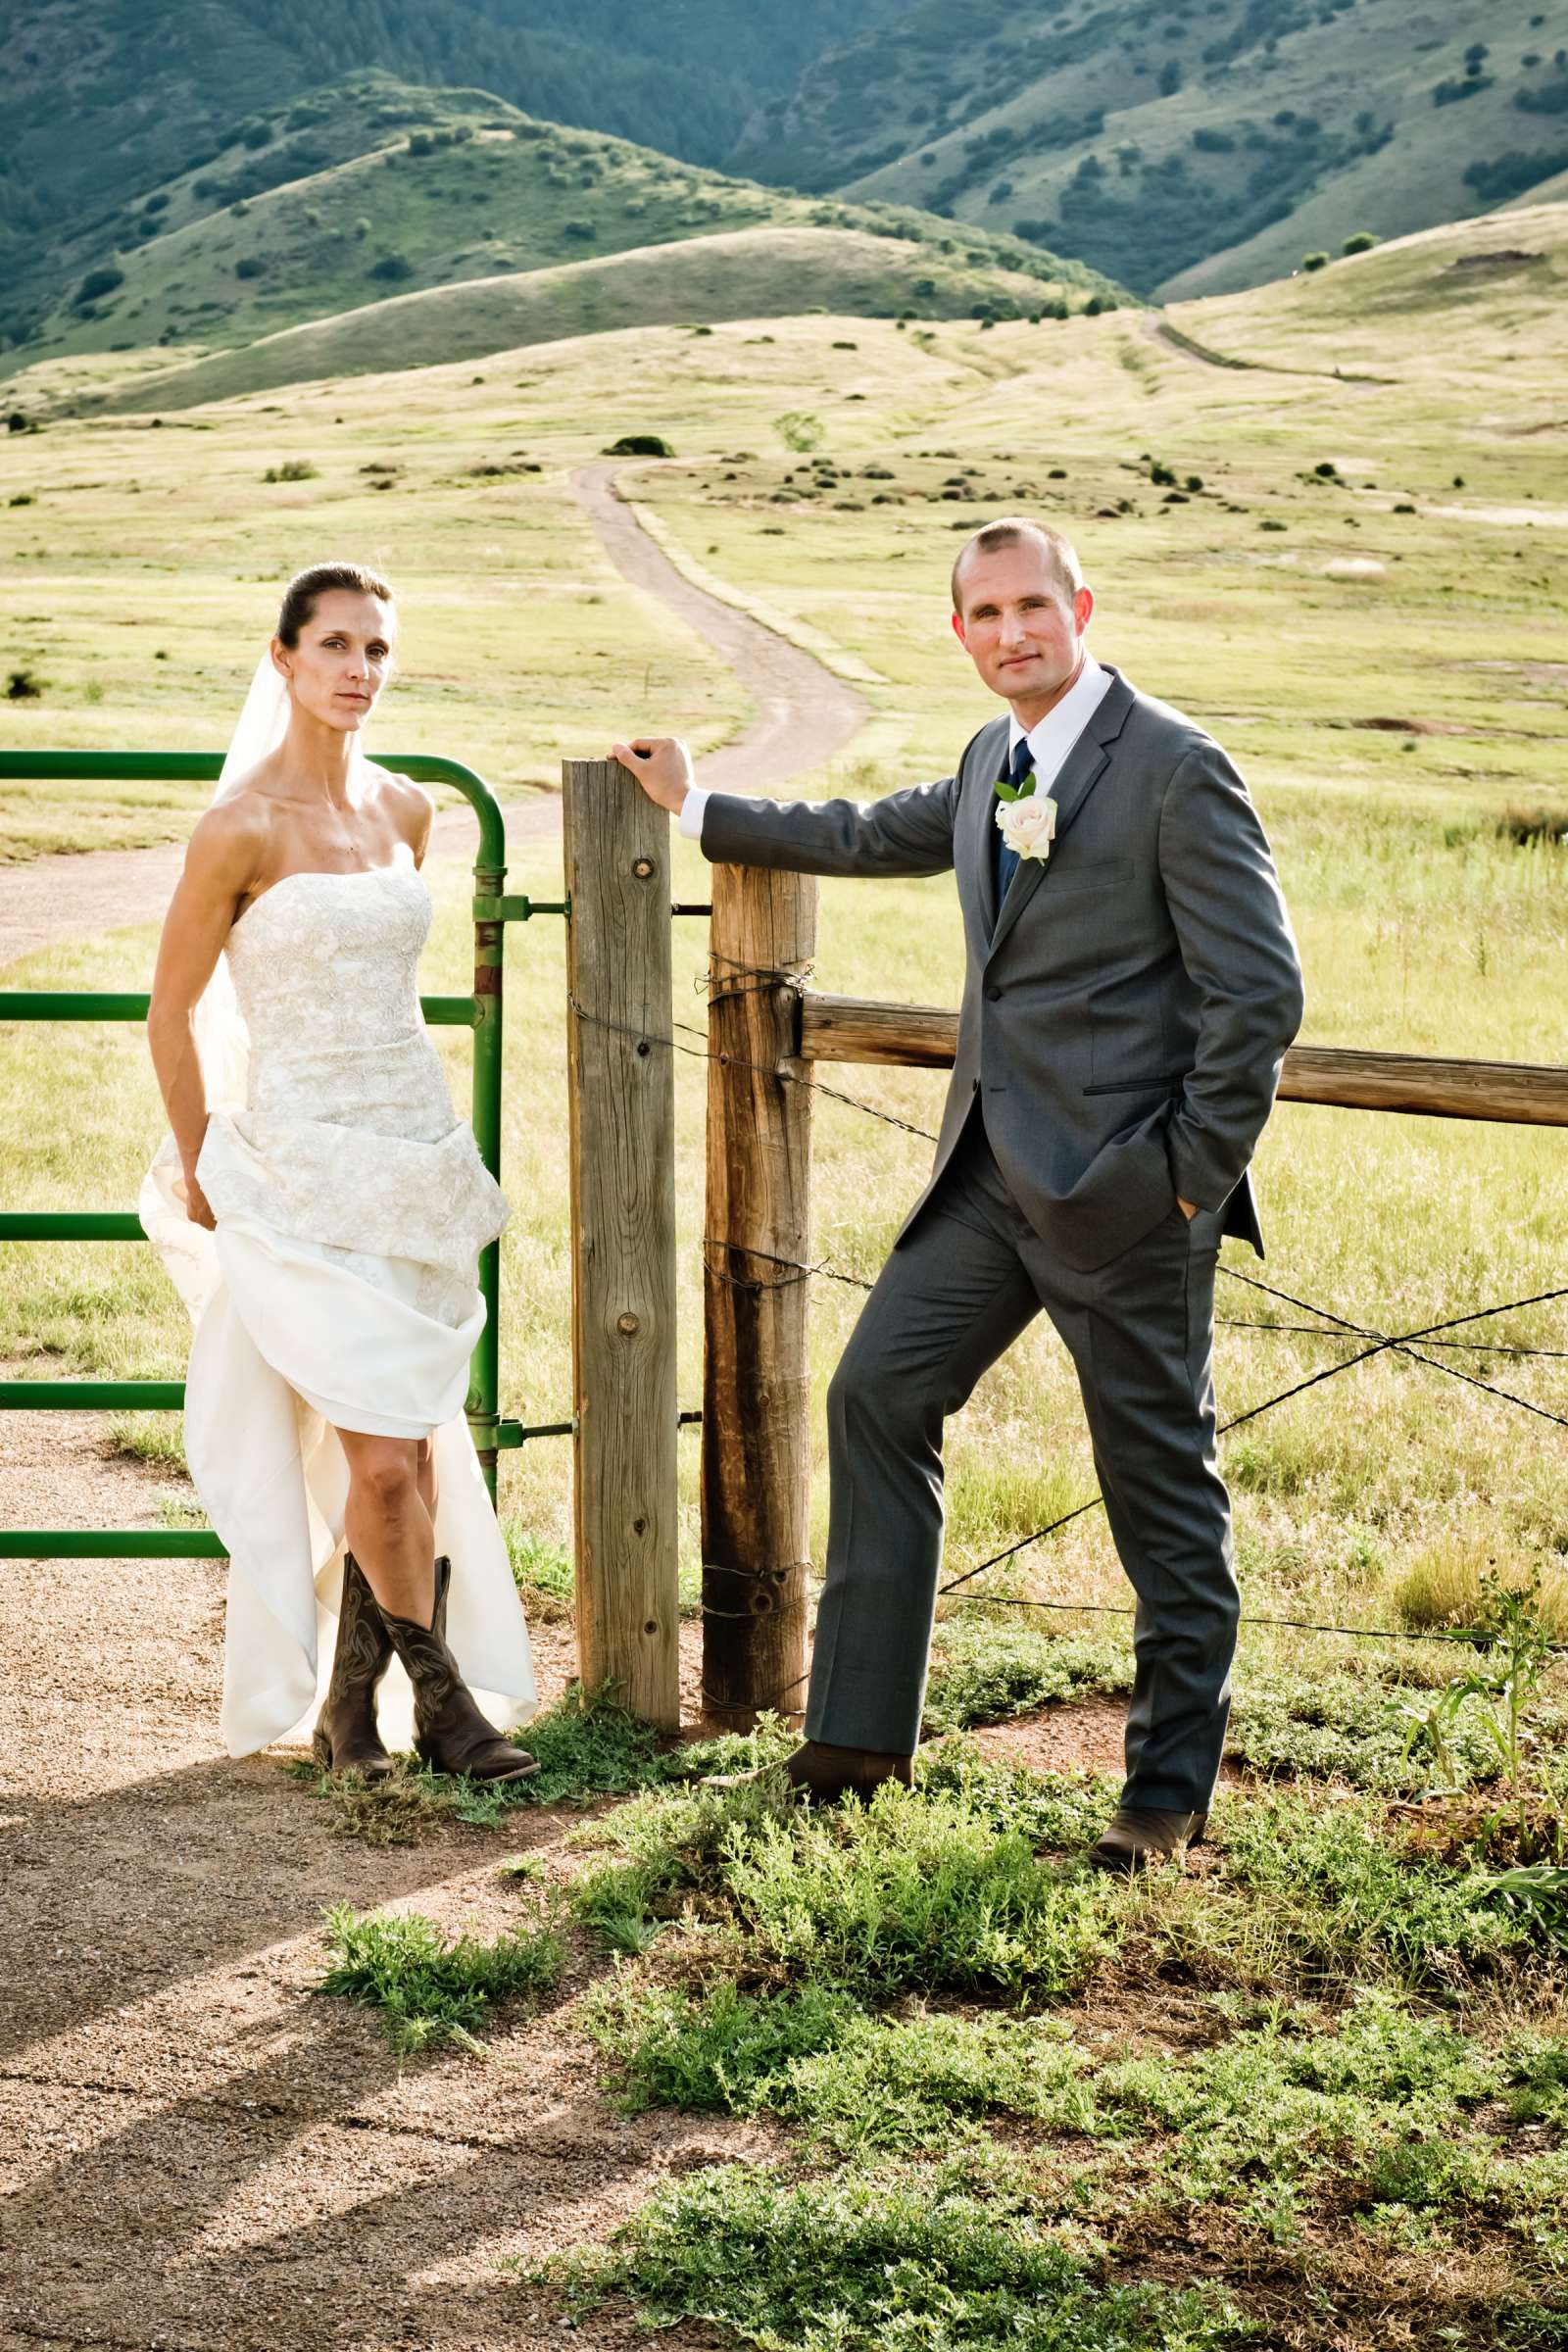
[1005,652,1111,795]
[676,653,1112,842]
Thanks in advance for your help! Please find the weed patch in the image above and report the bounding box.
[522,2158,1249,2351]
[282,1759,453,1847]
[318,1900,565,2052]
[588,1976,1099,2155]
[104,1411,187,1471]
[925,1615,1132,1734]
[288,1689,796,1841]
[1190,1788,1544,1986]
[572,1765,1122,1999]
[1225,1663,1532,1795]
[1099,1991,1501,2212]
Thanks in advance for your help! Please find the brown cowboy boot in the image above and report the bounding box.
[313,1551,395,1782]
[784,1740,914,1803]
[1088,1807,1206,1876]
[375,1555,539,1785]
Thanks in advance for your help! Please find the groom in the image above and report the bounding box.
[614,516,1303,1871]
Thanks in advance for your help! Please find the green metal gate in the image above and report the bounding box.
[0,750,566,1560]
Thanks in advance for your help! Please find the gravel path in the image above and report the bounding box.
[1,467,869,2347]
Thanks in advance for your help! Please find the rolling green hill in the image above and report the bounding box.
[96,225,1086,412]
[10,0,1566,351]
[733,0,1568,297]
[9,77,1121,397]
[0,0,899,337]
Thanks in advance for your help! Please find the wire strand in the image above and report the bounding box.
[570,973,1567,1707]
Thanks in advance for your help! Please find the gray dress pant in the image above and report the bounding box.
[804,1108,1238,1814]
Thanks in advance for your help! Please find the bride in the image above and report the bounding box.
[143,561,537,1783]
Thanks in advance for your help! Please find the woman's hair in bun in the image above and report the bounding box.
[276,562,394,647]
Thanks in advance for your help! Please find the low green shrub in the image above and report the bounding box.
[924,1615,1132,1732]
[574,1763,1119,1999]
[319,1901,565,2052]
[588,1977,856,2116]
[292,1687,794,1842]
[501,1685,792,1811]
[1101,1990,1500,2208]
[523,2159,1249,2351]
[1226,1664,1528,1795]
[1201,1788,1542,1984]
[588,1977,1098,2155]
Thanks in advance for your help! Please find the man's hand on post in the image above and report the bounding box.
[612,736,693,816]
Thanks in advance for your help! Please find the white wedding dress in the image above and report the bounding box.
[140,849,537,1756]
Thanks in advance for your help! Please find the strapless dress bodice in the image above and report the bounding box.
[194,862,509,1278]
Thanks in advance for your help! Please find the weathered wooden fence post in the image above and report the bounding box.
[701,863,819,1729]
[564,758,679,1729]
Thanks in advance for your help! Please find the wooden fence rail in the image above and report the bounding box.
[797,993,1568,1126]
[696,899,1566,1730]
[559,801,1564,1733]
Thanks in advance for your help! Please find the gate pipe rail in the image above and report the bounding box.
[0,749,564,1561]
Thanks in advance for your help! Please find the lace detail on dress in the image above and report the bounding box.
[192,864,509,1288]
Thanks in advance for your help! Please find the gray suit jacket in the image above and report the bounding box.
[699,665,1304,1271]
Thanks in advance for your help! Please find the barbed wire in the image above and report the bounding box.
[1211,1318,1567,1358]
[569,991,948,1145]
[570,975,1566,1702]
[1216,1266,1568,1431]
[703,1235,1568,1363]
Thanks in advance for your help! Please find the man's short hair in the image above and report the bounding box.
[951,517,1084,615]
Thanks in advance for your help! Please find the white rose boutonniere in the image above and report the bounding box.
[994,789,1058,864]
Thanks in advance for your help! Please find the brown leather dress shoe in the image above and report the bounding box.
[1089,1806,1206,1875]
[784,1740,914,1803]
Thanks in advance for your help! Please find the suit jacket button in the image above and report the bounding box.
[984,984,1003,1002]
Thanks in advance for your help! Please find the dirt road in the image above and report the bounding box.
[0,465,865,971]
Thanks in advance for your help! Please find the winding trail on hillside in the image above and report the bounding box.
[0,464,867,971]
[1144,312,1397,386]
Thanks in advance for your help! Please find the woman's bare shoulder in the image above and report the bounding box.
[368,762,435,854]
[183,790,274,889]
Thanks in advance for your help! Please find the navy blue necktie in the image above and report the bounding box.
[994,734,1035,914]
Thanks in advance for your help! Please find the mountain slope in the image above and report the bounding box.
[732,0,1568,298]
[96,225,1080,413]
[0,0,900,312]
[12,77,1120,387]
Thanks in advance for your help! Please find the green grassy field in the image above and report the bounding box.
[3,197,1565,1631]
[89,225,1092,416]
[1,199,1566,2349]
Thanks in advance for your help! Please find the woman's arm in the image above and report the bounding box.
[147,802,267,1226]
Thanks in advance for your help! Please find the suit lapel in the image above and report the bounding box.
[986,667,1136,960]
